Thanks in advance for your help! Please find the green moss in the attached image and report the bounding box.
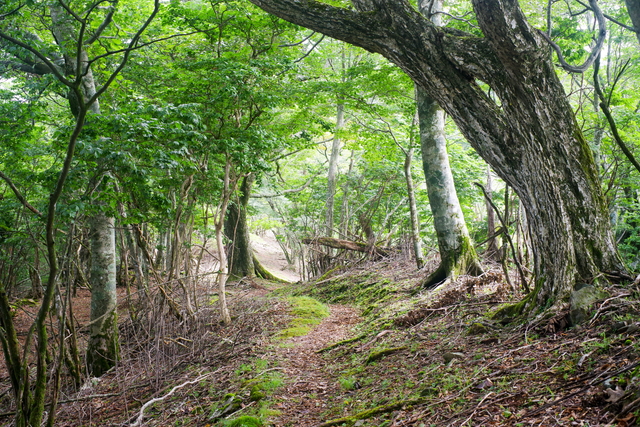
[276,296,329,339]
[467,322,489,335]
[222,415,263,427]
[366,346,408,364]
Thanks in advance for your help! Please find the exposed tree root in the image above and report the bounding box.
[317,398,426,426]
[253,254,288,283]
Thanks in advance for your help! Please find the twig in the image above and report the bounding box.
[522,361,640,417]
[474,183,529,292]
[459,392,493,426]
[129,371,215,426]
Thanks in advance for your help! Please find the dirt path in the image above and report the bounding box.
[270,304,360,427]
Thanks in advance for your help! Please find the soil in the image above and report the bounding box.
[269,304,360,426]
[1,245,638,427]
[251,233,300,283]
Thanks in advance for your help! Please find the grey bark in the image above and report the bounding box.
[416,0,481,287]
[86,213,119,376]
[417,90,482,286]
[50,4,121,375]
[625,0,640,44]
[326,103,345,238]
[249,0,627,310]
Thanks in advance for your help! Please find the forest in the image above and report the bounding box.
[0,0,640,425]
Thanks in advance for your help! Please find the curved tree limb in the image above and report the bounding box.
[537,0,606,73]
[593,56,640,175]
[0,171,43,217]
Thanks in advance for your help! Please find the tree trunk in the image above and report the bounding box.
[225,175,255,279]
[485,166,500,259]
[86,213,119,377]
[249,0,628,311]
[625,0,640,45]
[417,90,483,287]
[326,102,344,238]
[416,0,481,287]
[403,145,424,269]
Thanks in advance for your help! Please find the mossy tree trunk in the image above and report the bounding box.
[86,213,119,377]
[225,175,255,279]
[249,0,628,311]
[417,90,483,287]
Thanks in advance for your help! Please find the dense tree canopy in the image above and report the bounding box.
[1,0,640,423]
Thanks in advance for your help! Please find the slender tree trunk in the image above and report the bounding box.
[416,0,481,287]
[225,174,255,279]
[86,213,119,376]
[215,157,235,325]
[51,4,122,376]
[404,145,424,269]
[417,90,482,287]
[326,102,344,238]
[485,166,500,259]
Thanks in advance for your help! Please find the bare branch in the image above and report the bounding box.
[538,0,607,73]
[279,30,315,47]
[85,0,118,44]
[593,56,640,175]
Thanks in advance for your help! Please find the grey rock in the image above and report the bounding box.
[569,286,608,325]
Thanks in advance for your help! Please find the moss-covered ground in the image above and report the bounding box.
[46,258,640,427]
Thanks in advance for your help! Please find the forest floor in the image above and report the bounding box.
[0,245,639,426]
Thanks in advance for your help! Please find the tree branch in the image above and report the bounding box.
[593,56,640,175]
[0,171,43,217]
[85,0,118,44]
[537,0,606,73]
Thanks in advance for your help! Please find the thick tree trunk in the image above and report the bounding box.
[625,0,640,45]
[249,0,628,311]
[86,213,119,376]
[225,175,255,279]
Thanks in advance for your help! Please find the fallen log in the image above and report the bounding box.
[301,237,395,257]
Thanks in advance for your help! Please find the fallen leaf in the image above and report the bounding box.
[604,385,625,403]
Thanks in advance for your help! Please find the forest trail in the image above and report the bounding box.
[269,304,360,426]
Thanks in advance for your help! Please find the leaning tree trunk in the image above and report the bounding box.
[249,0,628,313]
[86,213,119,377]
[225,175,255,279]
[625,0,640,45]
